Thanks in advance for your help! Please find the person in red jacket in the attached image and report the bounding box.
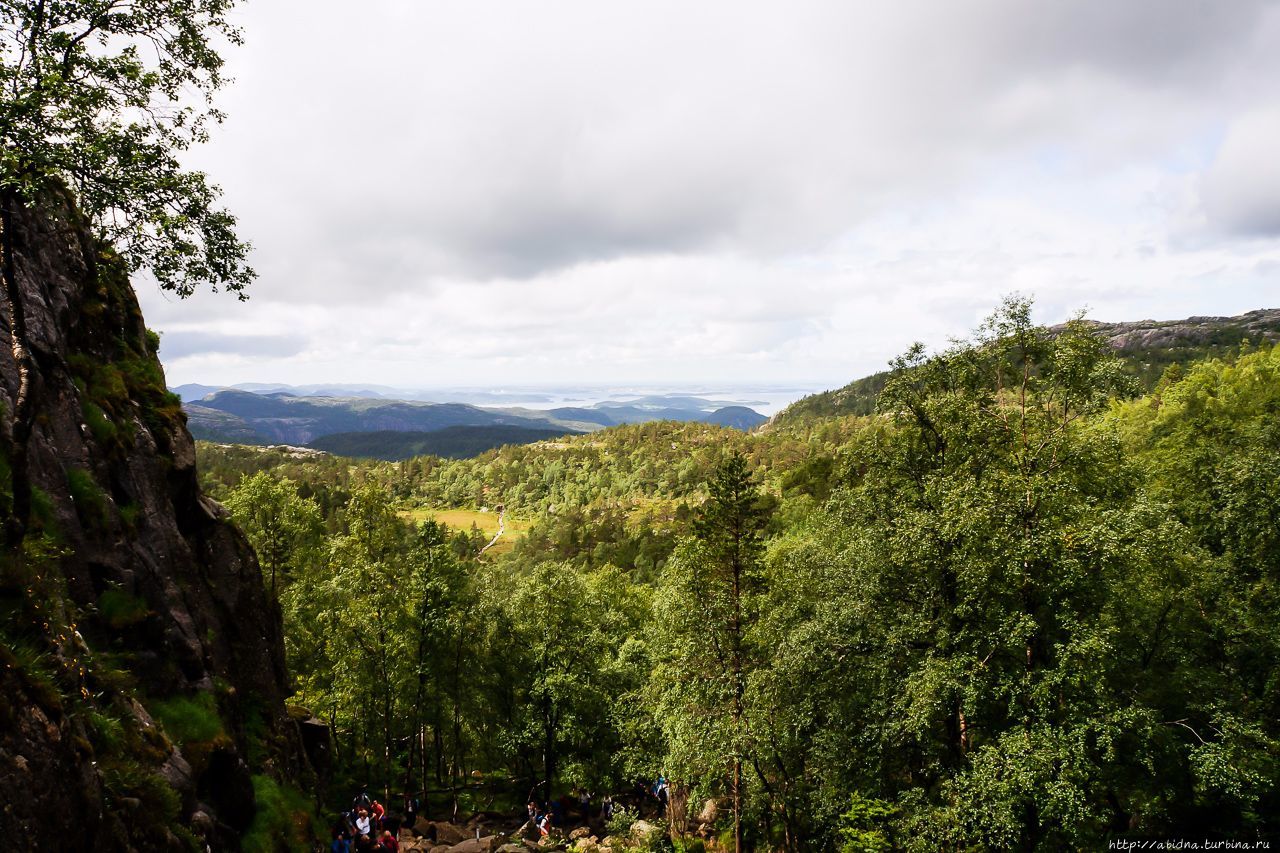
[378,829,399,853]
[370,800,386,832]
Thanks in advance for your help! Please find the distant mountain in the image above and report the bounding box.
[181,388,768,444]
[308,425,580,461]
[183,390,600,445]
[172,382,398,402]
[173,383,226,402]
[184,403,270,443]
[701,405,768,430]
[593,405,709,424]
[547,407,617,426]
[773,308,1280,427]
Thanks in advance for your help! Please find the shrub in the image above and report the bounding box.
[150,692,224,745]
[607,805,638,837]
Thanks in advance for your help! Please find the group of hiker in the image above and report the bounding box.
[524,775,671,837]
[328,775,671,849]
[329,789,408,853]
[525,786,598,837]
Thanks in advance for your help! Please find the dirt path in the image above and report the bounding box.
[478,506,505,556]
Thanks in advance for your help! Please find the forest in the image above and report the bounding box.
[199,299,1280,851]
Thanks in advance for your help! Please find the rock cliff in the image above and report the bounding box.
[0,192,306,849]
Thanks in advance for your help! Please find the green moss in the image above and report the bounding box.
[241,775,318,853]
[150,692,224,746]
[68,355,128,409]
[29,487,59,537]
[118,502,140,531]
[97,588,149,629]
[82,400,120,445]
[66,467,110,529]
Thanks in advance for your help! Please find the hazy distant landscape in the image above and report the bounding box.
[175,383,807,458]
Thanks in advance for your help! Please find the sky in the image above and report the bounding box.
[140,0,1280,392]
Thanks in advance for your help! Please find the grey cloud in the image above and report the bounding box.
[193,0,1280,302]
[1201,109,1280,237]
[158,331,308,360]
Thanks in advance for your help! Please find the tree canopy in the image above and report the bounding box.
[0,0,252,295]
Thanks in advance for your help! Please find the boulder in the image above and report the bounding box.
[434,822,467,845]
[569,827,590,840]
[397,842,434,853]
[697,798,718,824]
[446,838,501,853]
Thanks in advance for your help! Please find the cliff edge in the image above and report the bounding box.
[0,192,308,849]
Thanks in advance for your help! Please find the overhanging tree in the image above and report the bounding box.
[1,0,253,544]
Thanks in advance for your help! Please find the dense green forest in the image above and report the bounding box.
[200,300,1280,851]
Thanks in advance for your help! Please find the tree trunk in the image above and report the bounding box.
[733,756,743,853]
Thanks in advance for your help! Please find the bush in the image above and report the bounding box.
[150,692,224,745]
[606,804,638,837]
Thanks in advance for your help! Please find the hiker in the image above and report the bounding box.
[353,834,377,853]
[404,794,421,830]
[379,830,399,853]
[353,788,372,810]
[537,812,551,837]
[354,807,372,837]
[657,778,669,817]
[578,787,591,821]
[550,798,564,827]
[330,829,352,853]
[602,794,615,821]
[370,799,386,831]
[527,800,538,823]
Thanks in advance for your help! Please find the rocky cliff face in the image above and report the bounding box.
[0,193,305,849]
[1081,308,1280,352]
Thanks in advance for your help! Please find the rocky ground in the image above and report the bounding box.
[396,815,668,853]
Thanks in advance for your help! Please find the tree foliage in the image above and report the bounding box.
[201,300,1280,849]
[1,0,253,294]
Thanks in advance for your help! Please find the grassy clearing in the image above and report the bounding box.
[399,507,532,555]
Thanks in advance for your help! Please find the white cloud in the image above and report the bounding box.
[141,0,1280,389]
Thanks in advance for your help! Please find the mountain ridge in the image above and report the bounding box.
[772,308,1280,427]
[184,390,767,445]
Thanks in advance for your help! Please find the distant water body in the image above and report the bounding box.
[432,385,826,417]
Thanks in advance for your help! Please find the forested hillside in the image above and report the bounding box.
[774,307,1280,428]
[198,300,1280,851]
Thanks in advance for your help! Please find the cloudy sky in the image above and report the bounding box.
[141,0,1280,391]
